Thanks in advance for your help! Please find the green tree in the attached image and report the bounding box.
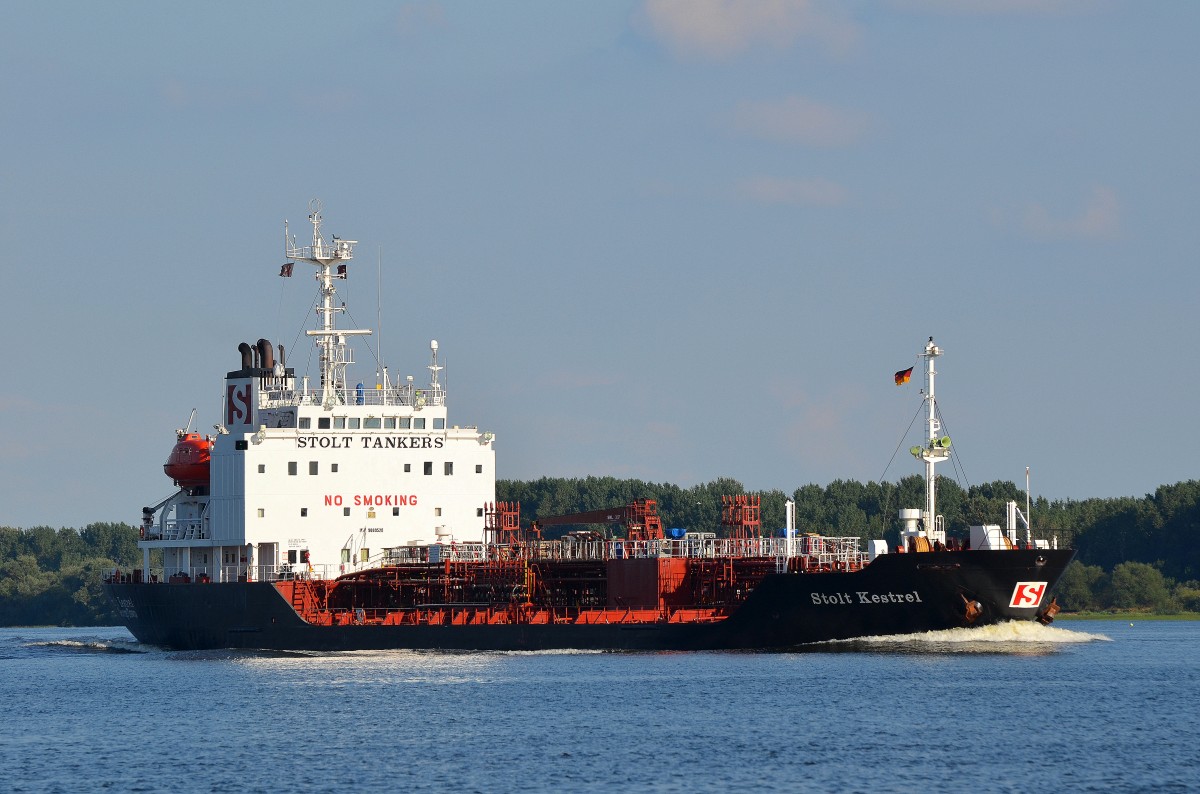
[1109,561,1173,611]
[1053,561,1107,612]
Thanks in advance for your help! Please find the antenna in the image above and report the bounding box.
[377,246,383,387]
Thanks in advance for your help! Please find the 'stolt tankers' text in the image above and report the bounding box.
[296,436,446,449]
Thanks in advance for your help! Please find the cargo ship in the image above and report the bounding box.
[104,202,1073,651]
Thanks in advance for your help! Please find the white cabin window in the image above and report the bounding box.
[309,461,318,475]
[258,464,265,474]
[404,464,411,473]
[343,507,351,517]
[477,508,484,517]
[257,509,265,518]
[288,462,297,476]
[393,507,399,516]
[341,549,351,563]
[424,462,433,475]
[444,462,453,475]
[476,464,483,474]
[435,507,442,517]
[331,463,339,473]
[360,548,370,563]
[413,418,426,430]
[301,508,308,517]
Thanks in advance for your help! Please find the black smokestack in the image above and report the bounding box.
[257,338,275,371]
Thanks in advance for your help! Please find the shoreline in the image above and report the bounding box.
[1057,611,1200,621]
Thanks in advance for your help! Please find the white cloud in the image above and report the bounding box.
[736,176,849,206]
[1022,186,1120,240]
[639,0,858,59]
[732,95,866,147]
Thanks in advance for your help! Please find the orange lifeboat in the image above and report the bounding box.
[164,432,213,487]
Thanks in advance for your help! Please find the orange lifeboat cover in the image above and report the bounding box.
[164,433,213,486]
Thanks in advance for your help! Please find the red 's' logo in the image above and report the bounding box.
[1010,581,1047,608]
[226,384,252,425]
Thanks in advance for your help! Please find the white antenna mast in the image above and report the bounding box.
[908,337,950,545]
[285,199,370,408]
[376,246,387,390]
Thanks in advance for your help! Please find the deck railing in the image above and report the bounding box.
[107,535,870,586]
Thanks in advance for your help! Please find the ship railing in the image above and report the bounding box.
[161,519,207,541]
[381,543,488,565]
[367,536,872,568]
[260,384,445,410]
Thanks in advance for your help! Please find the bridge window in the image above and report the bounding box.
[413,418,426,430]
[364,417,381,429]
[384,418,396,429]
[399,417,411,429]
[299,418,311,430]
[318,417,331,429]
[334,417,346,429]
[434,418,445,429]
[348,418,361,429]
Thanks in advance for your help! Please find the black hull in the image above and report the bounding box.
[105,548,1074,651]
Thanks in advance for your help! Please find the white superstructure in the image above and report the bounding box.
[139,202,496,582]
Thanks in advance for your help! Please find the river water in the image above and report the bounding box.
[1,621,1196,792]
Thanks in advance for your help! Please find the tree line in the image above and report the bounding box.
[2,477,1198,625]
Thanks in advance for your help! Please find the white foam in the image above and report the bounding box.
[814,620,1111,653]
[26,639,148,654]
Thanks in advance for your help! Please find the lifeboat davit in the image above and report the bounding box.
[164,432,213,487]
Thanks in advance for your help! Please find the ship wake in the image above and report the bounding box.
[25,638,149,655]
[808,620,1110,655]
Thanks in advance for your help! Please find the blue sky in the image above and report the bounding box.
[1,0,1197,529]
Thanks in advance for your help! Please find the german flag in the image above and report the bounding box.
[894,366,914,386]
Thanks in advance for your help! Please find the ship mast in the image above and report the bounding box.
[907,340,945,546]
[921,338,946,538]
[903,337,950,548]
[285,199,370,408]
